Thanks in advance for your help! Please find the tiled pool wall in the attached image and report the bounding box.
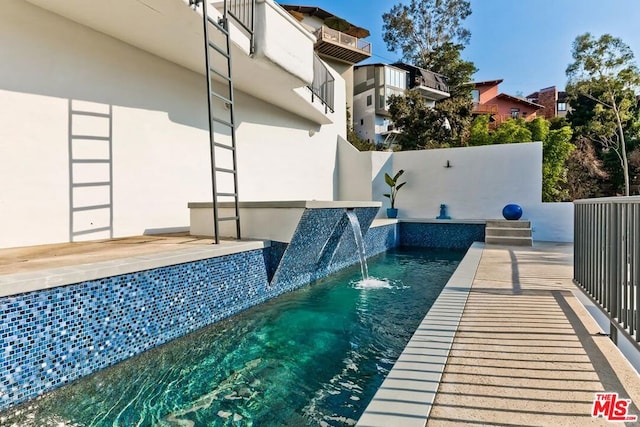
[0,218,479,411]
[400,222,485,249]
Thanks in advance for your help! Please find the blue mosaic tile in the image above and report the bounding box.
[0,249,273,412]
[399,222,485,249]
[270,207,380,288]
[0,207,396,412]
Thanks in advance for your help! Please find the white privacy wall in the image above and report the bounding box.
[0,0,344,249]
[337,142,574,242]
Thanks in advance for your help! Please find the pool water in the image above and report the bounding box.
[3,248,463,427]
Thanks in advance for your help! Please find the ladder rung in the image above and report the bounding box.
[215,167,236,174]
[72,159,110,164]
[208,41,230,59]
[209,66,232,82]
[71,135,110,141]
[215,192,237,197]
[211,116,233,128]
[72,181,111,187]
[214,142,235,151]
[209,91,232,105]
[207,15,229,35]
[72,204,111,212]
[217,216,239,221]
[72,226,111,236]
[70,111,110,118]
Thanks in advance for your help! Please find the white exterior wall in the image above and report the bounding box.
[0,0,345,249]
[337,142,574,242]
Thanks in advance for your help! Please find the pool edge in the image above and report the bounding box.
[356,242,484,427]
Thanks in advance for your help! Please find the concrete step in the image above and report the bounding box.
[486,220,531,228]
[485,235,533,246]
[485,227,532,238]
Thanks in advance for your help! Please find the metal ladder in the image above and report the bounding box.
[194,0,242,243]
[68,100,114,241]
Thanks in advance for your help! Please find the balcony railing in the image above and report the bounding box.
[309,54,334,113]
[472,102,499,114]
[313,25,371,64]
[574,196,640,347]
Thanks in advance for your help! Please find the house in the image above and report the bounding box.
[472,79,544,126]
[352,62,450,146]
[0,0,352,249]
[526,86,570,118]
[279,4,372,121]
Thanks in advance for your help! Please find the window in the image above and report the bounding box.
[471,89,480,103]
[384,67,406,89]
[510,108,520,118]
[557,102,567,111]
[366,95,372,106]
[360,119,364,126]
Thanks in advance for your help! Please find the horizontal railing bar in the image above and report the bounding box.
[214,142,235,150]
[215,192,237,197]
[71,159,110,164]
[70,111,111,118]
[71,204,111,212]
[218,216,239,221]
[70,135,110,141]
[72,182,111,187]
[574,196,640,204]
[215,167,236,174]
[72,226,111,236]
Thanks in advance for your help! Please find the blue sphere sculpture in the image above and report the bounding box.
[502,204,523,220]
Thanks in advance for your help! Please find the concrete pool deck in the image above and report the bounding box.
[360,242,640,426]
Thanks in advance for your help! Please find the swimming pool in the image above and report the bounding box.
[2,247,463,426]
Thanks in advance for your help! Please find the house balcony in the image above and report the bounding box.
[472,102,499,115]
[314,25,371,65]
[25,0,334,125]
[411,72,450,101]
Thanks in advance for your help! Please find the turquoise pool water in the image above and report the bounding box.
[3,248,463,426]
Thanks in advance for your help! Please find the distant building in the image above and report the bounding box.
[526,86,569,118]
[280,4,372,121]
[353,62,449,146]
[472,79,544,126]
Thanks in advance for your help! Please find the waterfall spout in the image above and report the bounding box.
[346,210,369,280]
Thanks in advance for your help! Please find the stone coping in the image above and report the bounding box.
[356,242,484,427]
[0,241,269,298]
[188,200,382,209]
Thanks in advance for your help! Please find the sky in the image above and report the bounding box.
[300,0,640,96]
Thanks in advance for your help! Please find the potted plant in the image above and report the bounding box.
[383,169,406,218]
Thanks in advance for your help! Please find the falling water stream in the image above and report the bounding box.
[346,210,369,280]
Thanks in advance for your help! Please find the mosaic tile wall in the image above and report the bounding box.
[0,207,394,411]
[270,207,380,287]
[399,222,485,249]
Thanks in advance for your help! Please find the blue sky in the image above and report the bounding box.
[298,0,640,96]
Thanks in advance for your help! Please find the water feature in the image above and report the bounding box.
[1,248,463,427]
[346,210,368,281]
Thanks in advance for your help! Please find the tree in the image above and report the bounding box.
[491,119,532,144]
[468,115,492,146]
[383,0,476,147]
[387,91,451,150]
[565,137,609,200]
[526,117,550,142]
[542,127,574,201]
[566,33,640,196]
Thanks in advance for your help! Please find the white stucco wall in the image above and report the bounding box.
[0,0,344,248]
[336,141,574,242]
[391,142,543,219]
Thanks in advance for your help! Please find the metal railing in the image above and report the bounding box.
[574,196,640,347]
[315,25,371,54]
[309,54,335,113]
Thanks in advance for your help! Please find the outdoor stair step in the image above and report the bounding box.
[485,227,532,238]
[485,235,533,246]
[485,220,531,228]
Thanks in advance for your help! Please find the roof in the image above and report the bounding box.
[278,4,370,38]
[496,93,545,109]
[472,79,504,87]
